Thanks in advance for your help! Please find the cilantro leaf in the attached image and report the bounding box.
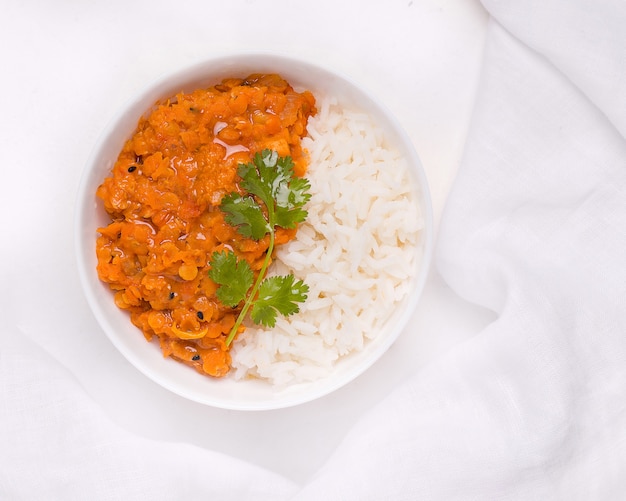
[207,251,253,307]
[274,175,311,229]
[220,192,269,240]
[227,150,310,237]
[237,150,278,208]
[250,276,309,328]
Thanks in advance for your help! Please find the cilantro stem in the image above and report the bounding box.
[225,201,276,347]
[214,150,310,346]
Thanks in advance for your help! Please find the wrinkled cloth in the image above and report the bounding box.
[296,3,626,498]
[0,332,298,500]
[2,0,626,499]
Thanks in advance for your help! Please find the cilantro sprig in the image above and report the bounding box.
[208,150,310,346]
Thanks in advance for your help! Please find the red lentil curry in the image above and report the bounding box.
[96,74,316,377]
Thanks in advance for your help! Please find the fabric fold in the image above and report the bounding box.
[481,0,626,138]
[295,14,626,500]
[0,330,298,500]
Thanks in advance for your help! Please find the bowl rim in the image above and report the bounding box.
[74,50,434,410]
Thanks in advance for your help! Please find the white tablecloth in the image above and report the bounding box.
[2,0,625,499]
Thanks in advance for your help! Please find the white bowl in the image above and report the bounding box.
[75,52,433,410]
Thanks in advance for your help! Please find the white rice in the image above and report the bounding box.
[229,95,424,386]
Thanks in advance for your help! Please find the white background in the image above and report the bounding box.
[0,0,493,483]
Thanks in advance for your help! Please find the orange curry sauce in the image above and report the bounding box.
[96,74,316,377]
